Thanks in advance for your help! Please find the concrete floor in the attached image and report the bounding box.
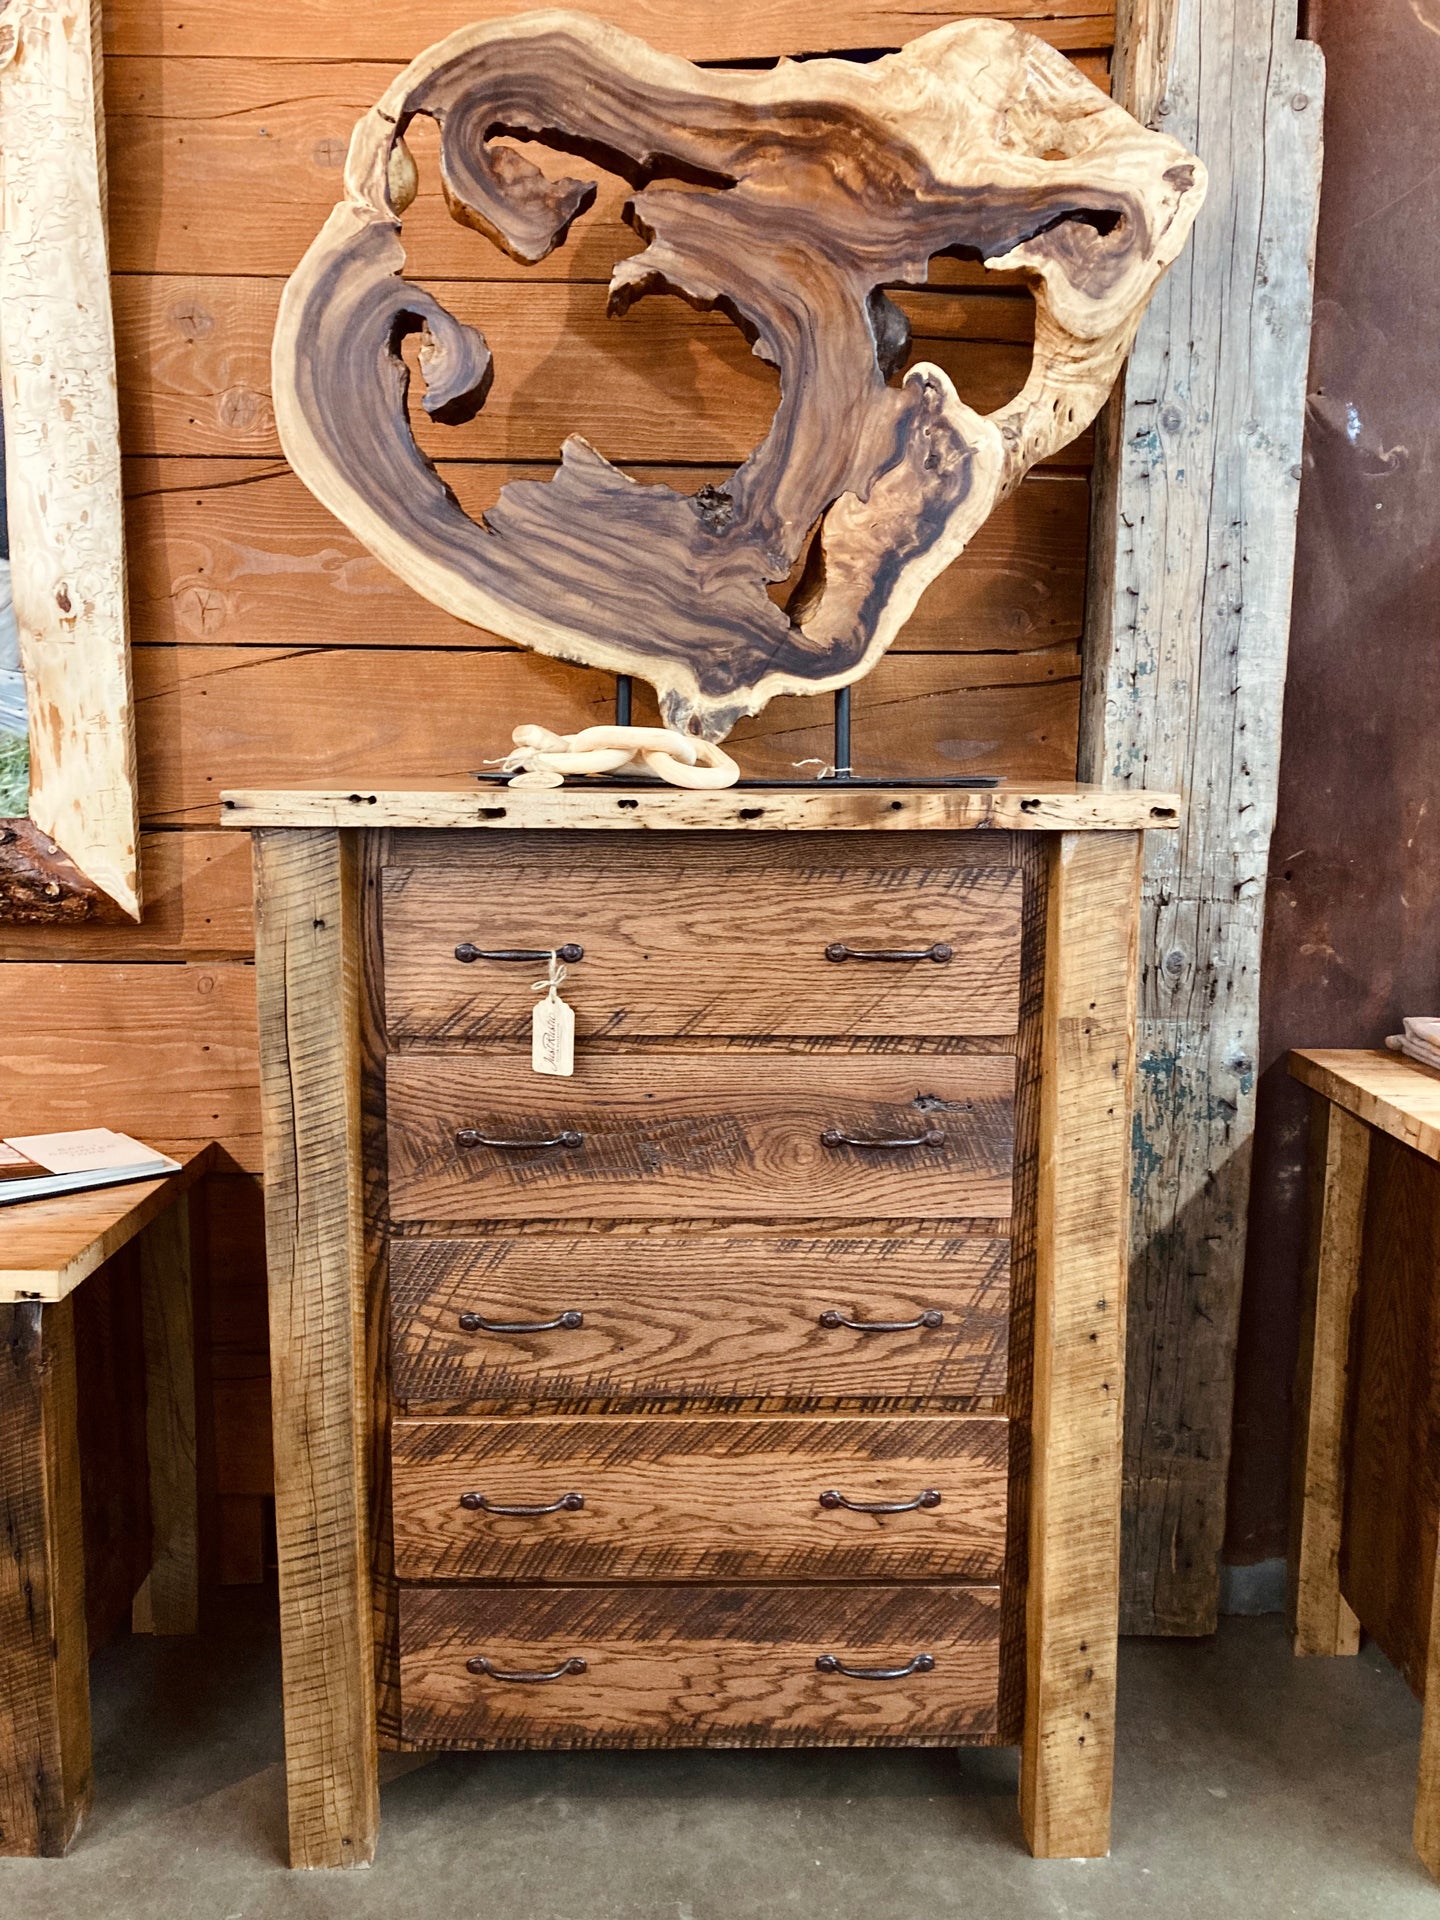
[3,1592,1435,1919]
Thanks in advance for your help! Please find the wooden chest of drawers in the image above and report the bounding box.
[236,782,1175,1869]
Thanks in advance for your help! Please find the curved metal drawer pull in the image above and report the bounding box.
[459,1491,585,1515]
[819,1308,943,1333]
[455,943,584,964]
[455,1129,583,1151]
[815,1653,936,1680]
[819,1488,941,1513]
[820,1128,944,1150]
[824,942,953,964]
[459,1309,584,1334]
[466,1655,588,1682]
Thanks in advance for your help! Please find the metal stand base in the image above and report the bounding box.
[471,675,1002,789]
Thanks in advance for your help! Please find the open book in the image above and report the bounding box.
[0,1129,181,1207]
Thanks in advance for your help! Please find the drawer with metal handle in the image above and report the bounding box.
[385,1053,1016,1221]
[398,1583,1001,1748]
[389,1232,1011,1413]
[380,831,1023,1043]
[390,1413,1008,1583]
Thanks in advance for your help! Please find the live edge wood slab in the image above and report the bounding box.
[240,785,1175,1868]
[273,12,1204,738]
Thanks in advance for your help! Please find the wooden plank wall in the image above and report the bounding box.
[0,0,1113,1578]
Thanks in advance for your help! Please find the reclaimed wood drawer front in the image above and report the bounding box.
[390,1232,1011,1411]
[391,1413,1008,1582]
[399,1584,1000,1748]
[382,834,1023,1042]
[386,1054,1016,1221]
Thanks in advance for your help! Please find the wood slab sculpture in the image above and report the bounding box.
[273,11,1205,742]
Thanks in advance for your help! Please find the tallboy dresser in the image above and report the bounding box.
[226,780,1179,1868]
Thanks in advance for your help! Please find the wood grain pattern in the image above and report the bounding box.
[0,965,260,1170]
[225,781,1182,835]
[386,1052,1016,1222]
[70,1249,154,1650]
[1290,1049,1440,1169]
[996,835,1046,1742]
[253,829,377,1868]
[122,458,1090,657]
[1340,1131,1440,1698]
[383,834,1022,1042]
[0,833,254,961]
[356,830,407,1747]
[0,1300,92,1856]
[1421,1612,1440,1879]
[0,1149,211,1306]
[1087,0,1324,1638]
[102,0,1114,63]
[1020,829,1141,1859]
[116,276,1052,468]
[0,0,140,916]
[141,646,1082,824]
[271,19,1197,738]
[399,1582,1000,1748]
[390,1231,1010,1412]
[131,1196,200,1636]
[392,1413,1007,1582]
[1288,1097,1366,1659]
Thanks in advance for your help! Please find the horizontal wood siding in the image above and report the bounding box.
[103,2,1113,60]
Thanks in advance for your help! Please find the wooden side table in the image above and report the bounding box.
[0,1148,210,1856]
[1289,1048,1440,1880]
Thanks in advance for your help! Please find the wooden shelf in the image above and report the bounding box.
[220,781,1183,834]
[1290,1049,1440,1167]
[0,1145,213,1304]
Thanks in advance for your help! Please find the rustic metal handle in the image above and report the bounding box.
[466,1655,588,1682]
[815,1653,935,1680]
[459,1490,584,1516]
[820,1128,944,1150]
[819,1488,941,1513]
[459,1309,584,1333]
[455,1129,583,1151]
[818,1308,943,1333]
[824,942,953,963]
[455,942,584,964]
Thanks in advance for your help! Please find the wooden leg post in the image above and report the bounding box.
[0,1300,93,1856]
[1415,1524,1440,1877]
[1288,1099,1367,1658]
[253,828,378,1869]
[1020,830,1142,1860]
[133,1194,200,1637]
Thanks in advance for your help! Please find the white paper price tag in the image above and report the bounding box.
[532,952,575,1076]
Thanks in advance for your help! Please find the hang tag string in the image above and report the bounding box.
[533,949,567,1000]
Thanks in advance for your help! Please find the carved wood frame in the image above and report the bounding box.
[0,0,141,923]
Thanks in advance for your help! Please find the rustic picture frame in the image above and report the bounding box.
[0,0,141,923]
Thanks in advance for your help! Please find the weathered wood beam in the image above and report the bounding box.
[253,828,377,1868]
[275,14,1203,739]
[0,1300,92,1856]
[0,0,141,918]
[1083,0,1324,1633]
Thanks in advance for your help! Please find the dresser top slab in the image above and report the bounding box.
[220,782,1183,834]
